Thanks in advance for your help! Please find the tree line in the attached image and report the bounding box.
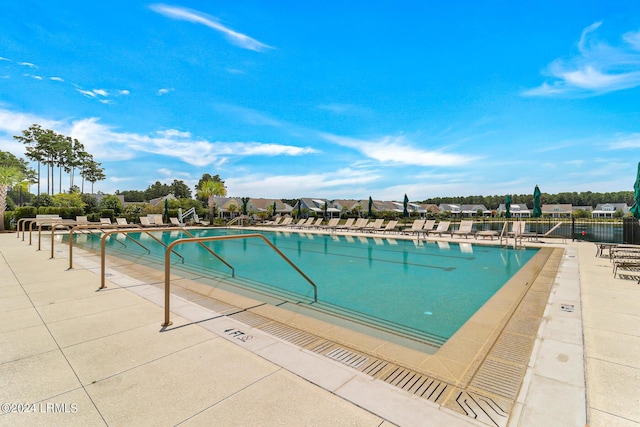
[421,191,636,209]
[13,124,105,200]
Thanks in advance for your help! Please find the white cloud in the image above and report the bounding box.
[525,22,640,96]
[0,57,11,61]
[93,89,108,96]
[119,89,130,95]
[609,133,640,149]
[0,108,62,136]
[60,115,317,166]
[18,61,37,68]
[76,89,97,98]
[157,88,172,95]
[321,133,476,167]
[31,75,43,80]
[158,129,191,138]
[150,4,273,52]
[50,76,64,82]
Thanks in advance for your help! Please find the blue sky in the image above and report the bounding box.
[1,1,639,201]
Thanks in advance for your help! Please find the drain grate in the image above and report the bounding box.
[259,322,322,348]
[490,333,534,365]
[360,359,389,377]
[228,310,272,327]
[382,367,449,404]
[325,348,369,369]
[468,358,527,400]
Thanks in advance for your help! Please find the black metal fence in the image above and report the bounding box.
[467,218,631,244]
[623,217,640,244]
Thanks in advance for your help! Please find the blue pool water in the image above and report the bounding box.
[75,228,537,347]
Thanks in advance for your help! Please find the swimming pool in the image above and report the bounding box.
[73,228,538,350]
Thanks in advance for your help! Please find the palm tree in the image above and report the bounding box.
[84,160,105,194]
[14,124,47,203]
[196,180,227,225]
[0,166,24,231]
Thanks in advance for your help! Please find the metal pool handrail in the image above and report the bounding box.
[17,218,32,240]
[68,224,150,269]
[99,227,235,289]
[160,234,318,327]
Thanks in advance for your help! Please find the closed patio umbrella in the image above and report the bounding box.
[368,196,373,218]
[631,162,640,220]
[164,198,169,223]
[272,200,277,217]
[505,195,512,218]
[532,186,542,218]
[403,194,409,218]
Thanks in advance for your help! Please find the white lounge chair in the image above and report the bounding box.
[170,217,185,226]
[402,219,426,236]
[427,221,451,237]
[373,220,398,234]
[335,218,355,231]
[361,218,384,232]
[451,220,475,238]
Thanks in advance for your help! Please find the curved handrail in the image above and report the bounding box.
[68,223,149,269]
[17,218,32,240]
[160,234,318,327]
[99,227,235,289]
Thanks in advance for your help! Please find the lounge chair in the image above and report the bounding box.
[612,246,640,279]
[139,217,157,227]
[402,219,426,236]
[151,214,165,226]
[373,220,398,234]
[335,218,355,231]
[276,217,293,227]
[100,218,112,225]
[307,217,324,228]
[475,222,498,239]
[170,217,185,226]
[451,220,475,238]
[75,216,89,225]
[289,218,307,228]
[508,221,526,238]
[361,218,384,232]
[524,221,564,241]
[264,216,283,226]
[427,221,451,237]
[423,220,436,232]
[317,217,340,231]
[347,218,370,232]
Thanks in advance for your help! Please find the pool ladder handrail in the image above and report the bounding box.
[158,234,318,327]
[499,220,523,249]
[98,228,234,288]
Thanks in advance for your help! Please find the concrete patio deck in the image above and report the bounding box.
[1,230,638,426]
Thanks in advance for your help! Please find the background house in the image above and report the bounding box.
[542,204,573,218]
[591,203,629,218]
[497,203,530,218]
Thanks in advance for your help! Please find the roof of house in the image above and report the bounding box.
[593,203,630,213]
[541,204,573,213]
